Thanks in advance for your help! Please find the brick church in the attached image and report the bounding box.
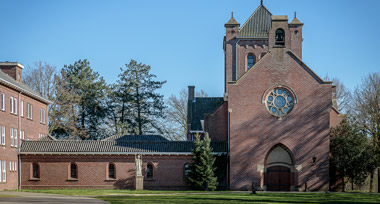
[2,2,344,191]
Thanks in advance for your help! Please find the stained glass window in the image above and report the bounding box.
[266,88,294,117]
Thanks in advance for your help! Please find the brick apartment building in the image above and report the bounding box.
[0,62,50,190]
[16,2,343,191]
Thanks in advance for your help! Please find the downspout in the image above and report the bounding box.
[227,111,230,190]
[17,91,22,190]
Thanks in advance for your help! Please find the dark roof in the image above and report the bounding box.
[239,4,272,37]
[225,16,240,26]
[188,97,224,131]
[0,70,51,104]
[19,140,228,154]
[102,135,168,141]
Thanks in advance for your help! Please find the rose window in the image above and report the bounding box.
[266,88,294,117]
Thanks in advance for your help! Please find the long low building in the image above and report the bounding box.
[19,135,228,190]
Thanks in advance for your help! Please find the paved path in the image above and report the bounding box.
[0,191,107,204]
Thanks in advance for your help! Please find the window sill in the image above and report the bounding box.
[29,178,40,181]
[105,178,116,181]
[66,178,78,181]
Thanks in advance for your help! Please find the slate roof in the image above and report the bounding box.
[102,135,168,141]
[19,140,228,154]
[239,4,272,38]
[0,70,51,104]
[188,97,224,131]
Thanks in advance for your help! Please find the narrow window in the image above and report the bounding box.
[30,104,33,119]
[275,29,285,45]
[1,126,5,145]
[10,161,12,171]
[109,163,115,179]
[0,160,2,181]
[247,54,255,70]
[14,98,17,115]
[1,93,4,111]
[146,164,153,179]
[10,128,13,147]
[70,163,77,178]
[10,97,13,113]
[20,100,24,117]
[14,129,17,147]
[184,163,191,180]
[32,162,39,178]
[2,161,6,182]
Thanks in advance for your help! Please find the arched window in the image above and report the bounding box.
[184,163,191,180]
[247,54,255,70]
[32,162,39,178]
[275,29,285,45]
[109,163,115,179]
[146,164,153,179]
[70,163,77,179]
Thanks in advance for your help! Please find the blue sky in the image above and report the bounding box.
[0,0,379,98]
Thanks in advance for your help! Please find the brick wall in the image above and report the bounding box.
[20,154,193,190]
[205,102,228,141]
[0,83,48,190]
[226,47,331,191]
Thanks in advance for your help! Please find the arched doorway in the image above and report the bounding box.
[264,144,294,191]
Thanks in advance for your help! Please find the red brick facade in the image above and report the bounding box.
[21,154,192,190]
[0,63,49,190]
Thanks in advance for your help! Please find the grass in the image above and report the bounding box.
[0,194,20,198]
[19,189,380,204]
[97,193,380,204]
[19,189,207,196]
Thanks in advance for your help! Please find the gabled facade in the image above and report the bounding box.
[187,2,345,191]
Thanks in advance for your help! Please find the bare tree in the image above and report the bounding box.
[23,61,59,133]
[351,72,380,146]
[164,88,208,141]
[324,75,352,113]
[351,72,380,192]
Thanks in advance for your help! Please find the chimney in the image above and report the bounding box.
[0,62,24,83]
[188,86,195,101]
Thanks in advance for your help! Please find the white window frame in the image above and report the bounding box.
[2,160,6,182]
[10,128,14,147]
[14,129,17,147]
[20,100,23,117]
[1,126,4,145]
[15,161,17,172]
[10,97,13,113]
[14,98,17,115]
[1,93,4,111]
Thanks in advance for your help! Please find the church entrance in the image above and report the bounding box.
[266,166,291,191]
[264,144,294,191]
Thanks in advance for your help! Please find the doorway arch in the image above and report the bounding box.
[264,144,295,191]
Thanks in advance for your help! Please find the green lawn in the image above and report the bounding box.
[97,193,380,204]
[19,189,207,196]
[19,189,380,204]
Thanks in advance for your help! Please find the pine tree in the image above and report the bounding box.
[112,60,166,135]
[187,133,218,190]
[54,59,108,139]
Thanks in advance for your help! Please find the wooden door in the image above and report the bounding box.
[266,166,291,191]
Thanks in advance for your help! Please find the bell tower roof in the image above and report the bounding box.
[239,3,272,37]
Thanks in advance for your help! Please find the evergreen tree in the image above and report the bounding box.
[330,119,377,191]
[54,59,108,139]
[112,60,166,135]
[187,133,218,190]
